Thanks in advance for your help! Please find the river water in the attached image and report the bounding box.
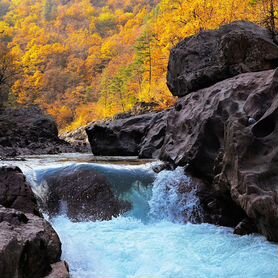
[1,154,278,278]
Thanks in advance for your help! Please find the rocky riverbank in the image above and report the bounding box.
[86,21,278,241]
[0,106,86,158]
[0,166,69,278]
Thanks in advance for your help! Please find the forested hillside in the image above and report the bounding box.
[0,0,276,130]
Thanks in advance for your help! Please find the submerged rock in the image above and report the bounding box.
[45,166,130,221]
[167,21,278,97]
[0,166,69,278]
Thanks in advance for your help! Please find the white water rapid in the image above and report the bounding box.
[2,154,278,278]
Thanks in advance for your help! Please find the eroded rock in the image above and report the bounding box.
[161,69,278,240]
[167,21,278,97]
[160,69,278,179]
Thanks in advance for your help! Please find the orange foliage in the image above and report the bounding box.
[0,0,276,130]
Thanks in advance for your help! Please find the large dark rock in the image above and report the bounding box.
[138,112,168,158]
[44,166,130,221]
[0,166,69,278]
[161,70,278,179]
[0,107,78,158]
[86,112,166,157]
[161,69,278,240]
[0,166,40,216]
[167,21,278,97]
[214,70,278,241]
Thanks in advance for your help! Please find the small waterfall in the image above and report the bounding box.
[149,167,203,223]
[2,155,204,223]
[2,155,278,278]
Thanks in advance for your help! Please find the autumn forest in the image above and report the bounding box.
[0,0,276,130]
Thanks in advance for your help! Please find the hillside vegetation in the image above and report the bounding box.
[0,0,276,130]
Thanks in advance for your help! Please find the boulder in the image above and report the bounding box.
[0,207,63,278]
[0,107,78,158]
[0,166,69,277]
[161,69,278,240]
[44,165,130,221]
[45,261,69,278]
[0,166,40,216]
[86,112,165,157]
[138,112,168,158]
[167,21,278,97]
[160,69,278,179]
[214,72,278,241]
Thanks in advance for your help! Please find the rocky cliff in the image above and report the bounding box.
[86,21,278,241]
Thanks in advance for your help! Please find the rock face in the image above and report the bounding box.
[86,112,166,157]
[161,70,278,178]
[161,69,278,238]
[215,71,278,241]
[0,166,41,216]
[44,165,130,221]
[86,21,278,241]
[167,21,278,97]
[0,107,78,158]
[0,166,69,278]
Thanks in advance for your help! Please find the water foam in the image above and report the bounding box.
[149,167,202,223]
[52,216,278,278]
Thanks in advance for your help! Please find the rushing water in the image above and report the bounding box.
[2,154,278,278]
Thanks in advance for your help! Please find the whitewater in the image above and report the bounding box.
[2,154,278,278]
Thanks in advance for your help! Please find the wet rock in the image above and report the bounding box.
[0,166,69,278]
[161,68,278,240]
[45,165,130,221]
[152,162,174,173]
[167,21,278,97]
[189,176,246,228]
[0,166,40,216]
[45,261,70,278]
[85,22,278,241]
[0,207,63,278]
[234,218,257,236]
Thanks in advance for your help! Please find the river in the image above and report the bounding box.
[2,153,278,278]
